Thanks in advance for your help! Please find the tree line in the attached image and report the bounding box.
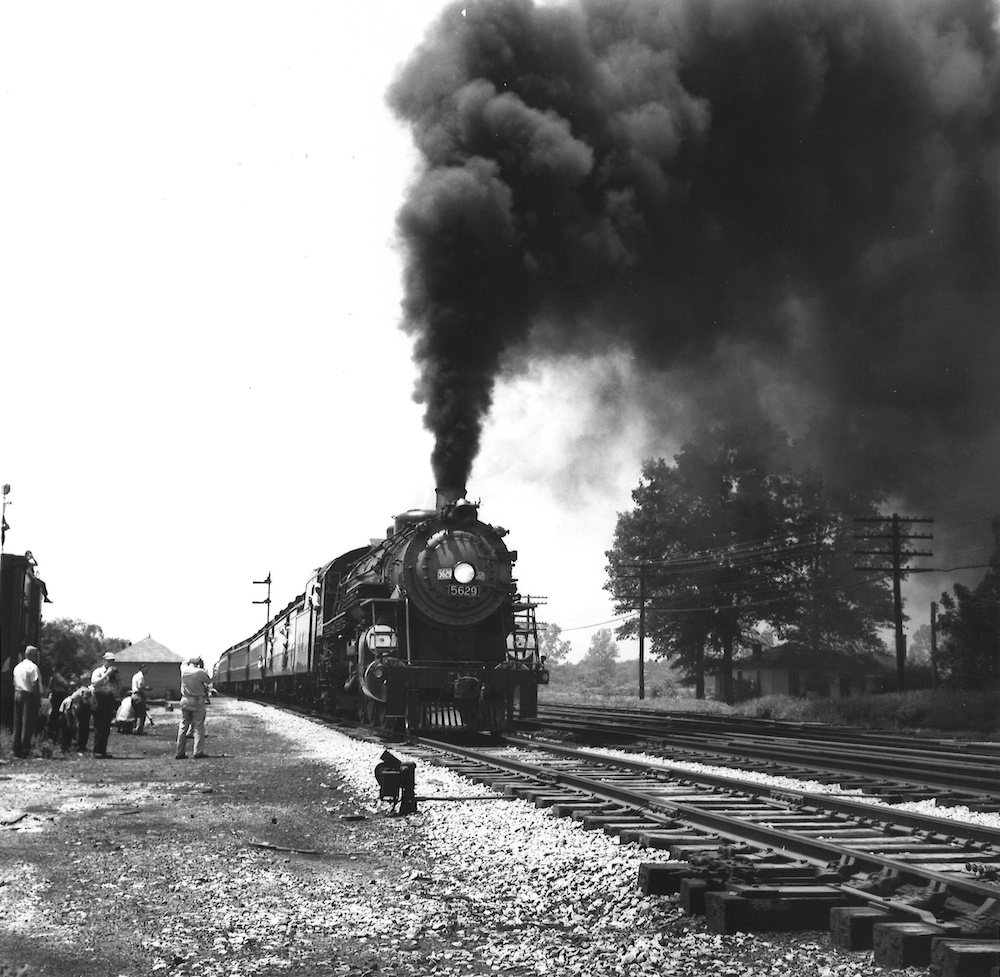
[33,618,130,687]
[540,417,997,701]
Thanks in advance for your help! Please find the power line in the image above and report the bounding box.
[559,613,637,633]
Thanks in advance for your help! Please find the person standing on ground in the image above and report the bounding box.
[90,652,121,758]
[175,656,215,760]
[46,668,71,739]
[130,666,149,734]
[12,646,42,759]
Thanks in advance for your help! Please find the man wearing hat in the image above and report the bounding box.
[12,646,42,758]
[175,655,215,760]
[90,652,121,758]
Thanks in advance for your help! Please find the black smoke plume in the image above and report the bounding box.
[389,0,999,508]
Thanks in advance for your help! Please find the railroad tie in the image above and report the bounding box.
[873,921,953,969]
[637,862,695,896]
[622,829,722,848]
[548,801,611,817]
[704,884,855,934]
[830,906,911,950]
[682,877,725,915]
[929,937,1000,977]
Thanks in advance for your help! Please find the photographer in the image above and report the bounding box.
[175,656,215,760]
[90,652,121,758]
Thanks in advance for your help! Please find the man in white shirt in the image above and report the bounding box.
[130,667,150,734]
[12,645,42,759]
[90,652,121,758]
[175,656,216,760]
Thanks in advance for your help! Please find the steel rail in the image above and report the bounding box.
[413,735,1000,910]
[523,711,1000,799]
[534,705,1000,758]
[503,736,1000,848]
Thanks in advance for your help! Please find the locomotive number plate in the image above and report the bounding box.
[448,585,480,597]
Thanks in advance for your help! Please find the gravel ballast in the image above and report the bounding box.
[0,699,967,976]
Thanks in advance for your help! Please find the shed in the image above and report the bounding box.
[718,643,881,700]
[115,636,186,701]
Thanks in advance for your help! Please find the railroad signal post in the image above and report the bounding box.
[253,573,272,626]
[854,515,933,691]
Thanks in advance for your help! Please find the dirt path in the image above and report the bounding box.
[0,700,411,976]
[1,699,890,977]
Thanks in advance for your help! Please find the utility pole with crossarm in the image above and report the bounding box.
[854,515,933,691]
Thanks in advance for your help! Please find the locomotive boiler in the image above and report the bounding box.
[213,487,548,733]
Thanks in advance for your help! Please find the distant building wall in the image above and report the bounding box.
[117,662,183,701]
[724,664,869,699]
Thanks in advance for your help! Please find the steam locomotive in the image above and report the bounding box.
[212,487,548,733]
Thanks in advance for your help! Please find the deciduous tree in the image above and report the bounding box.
[40,618,130,686]
[936,519,1000,690]
[582,628,619,688]
[606,416,892,703]
[537,621,572,666]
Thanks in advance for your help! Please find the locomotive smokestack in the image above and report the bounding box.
[435,486,467,510]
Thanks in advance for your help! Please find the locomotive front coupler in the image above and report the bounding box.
[374,750,417,816]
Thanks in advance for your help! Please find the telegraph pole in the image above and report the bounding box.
[638,565,646,700]
[618,562,650,700]
[854,515,933,691]
[929,600,939,689]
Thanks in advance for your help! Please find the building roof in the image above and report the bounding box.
[115,636,185,664]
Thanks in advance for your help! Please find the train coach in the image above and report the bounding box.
[213,487,548,733]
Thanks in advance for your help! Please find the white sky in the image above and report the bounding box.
[1,2,645,668]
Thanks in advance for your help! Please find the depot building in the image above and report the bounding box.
[114,636,187,701]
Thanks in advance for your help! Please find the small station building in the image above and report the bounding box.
[115,636,186,701]
[721,642,880,700]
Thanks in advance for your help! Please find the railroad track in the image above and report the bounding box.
[240,696,1000,973]
[396,734,1000,975]
[519,704,1000,809]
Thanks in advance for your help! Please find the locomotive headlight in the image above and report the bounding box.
[453,561,476,584]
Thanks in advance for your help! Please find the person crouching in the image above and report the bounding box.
[130,667,150,734]
[175,656,215,760]
[59,677,94,754]
[115,694,137,733]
